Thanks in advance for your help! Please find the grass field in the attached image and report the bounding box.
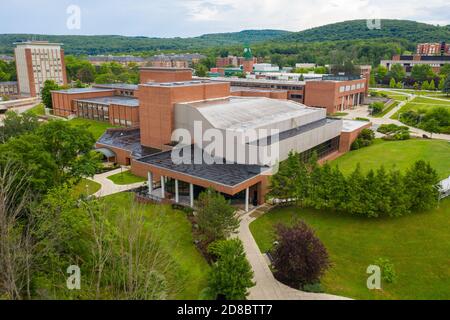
[107,170,146,185]
[331,139,450,179]
[26,103,46,116]
[71,178,101,197]
[68,118,118,140]
[373,101,400,118]
[249,198,450,300]
[105,193,210,299]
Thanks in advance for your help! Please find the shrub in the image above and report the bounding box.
[375,258,397,284]
[370,102,385,115]
[351,128,375,150]
[271,221,330,288]
[378,124,410,140]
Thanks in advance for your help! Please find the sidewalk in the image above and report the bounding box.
[88,167,146,198]
[238,207,350,300]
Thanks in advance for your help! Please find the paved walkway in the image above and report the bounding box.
[88,167,146,198]
[343,92,450,141]
[237,206,350,300]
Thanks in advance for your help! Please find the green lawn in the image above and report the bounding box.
[412,97,450,105]
[373,101,399,118]
[107,170,146,185]
[104,192,210,299]
[331,139,450,179]
[68,118,118,140]
[71,178,101,197]
[249,198,450,300]
[26,103,46,116]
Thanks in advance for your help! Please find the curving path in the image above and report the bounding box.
[88,167,146,198]
[238,206,350,300]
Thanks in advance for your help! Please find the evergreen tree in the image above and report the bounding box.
[429,79,436,91]
[345,164,366,215]
[403,161,439,212]
[389,78,396,88]
[386,169,409,217]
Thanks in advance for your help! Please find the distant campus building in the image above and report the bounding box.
[381,43,450,75]
[416,42,450,56]
[14,41,67,97]
[51,67,369,211]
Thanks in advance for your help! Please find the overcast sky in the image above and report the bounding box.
[1,0,449,37]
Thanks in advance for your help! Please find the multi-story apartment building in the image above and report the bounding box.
[14,41,67,97]
[417,42,450,56]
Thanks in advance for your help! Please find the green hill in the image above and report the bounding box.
[0,30,290,55]
[281,19,450,43]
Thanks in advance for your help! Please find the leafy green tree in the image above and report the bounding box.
[387,64,406,82]
[421,80,430,90]
[411,64,435,82]
[443,75,450,96]
[196,189,239,244]
[439,63,450,77]
[194,63,208,77]
[421,119,440,138]
[36,121,98,184]
[41,80,61,109]
[0,111,39,143]
[207,239,254,300]
[375,65,388,83]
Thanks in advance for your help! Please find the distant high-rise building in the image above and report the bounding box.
[14,41,67,97]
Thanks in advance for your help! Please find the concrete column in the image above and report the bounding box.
[189,183,194,207]
[175,179,179,203]
[245,187,250,212]
[341,96,345,111]
[148,172,153,194]
[160,176,165,199]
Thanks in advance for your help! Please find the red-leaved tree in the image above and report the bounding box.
[272,221,330,289]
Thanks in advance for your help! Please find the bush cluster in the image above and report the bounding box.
[351,129,375,150]
[377,124,410,140]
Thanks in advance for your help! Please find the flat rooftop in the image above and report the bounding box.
[55,87,114,94]
[140,67,193,71]
[93,83,139,91]
[97,129,160,158]
[342,120,370,132]
[180,97,322,131]
[75,96,139,107]
[201,76,307,86]
[137,145,270,187]
[231,86,287,93]
[142,79,224,88]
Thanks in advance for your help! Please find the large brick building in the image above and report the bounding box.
[14,41,67,97]
[381,54,450,74]
[205,74,368,114]
[52,67,369,211]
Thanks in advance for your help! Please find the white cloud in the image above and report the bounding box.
[180,0,449,32]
